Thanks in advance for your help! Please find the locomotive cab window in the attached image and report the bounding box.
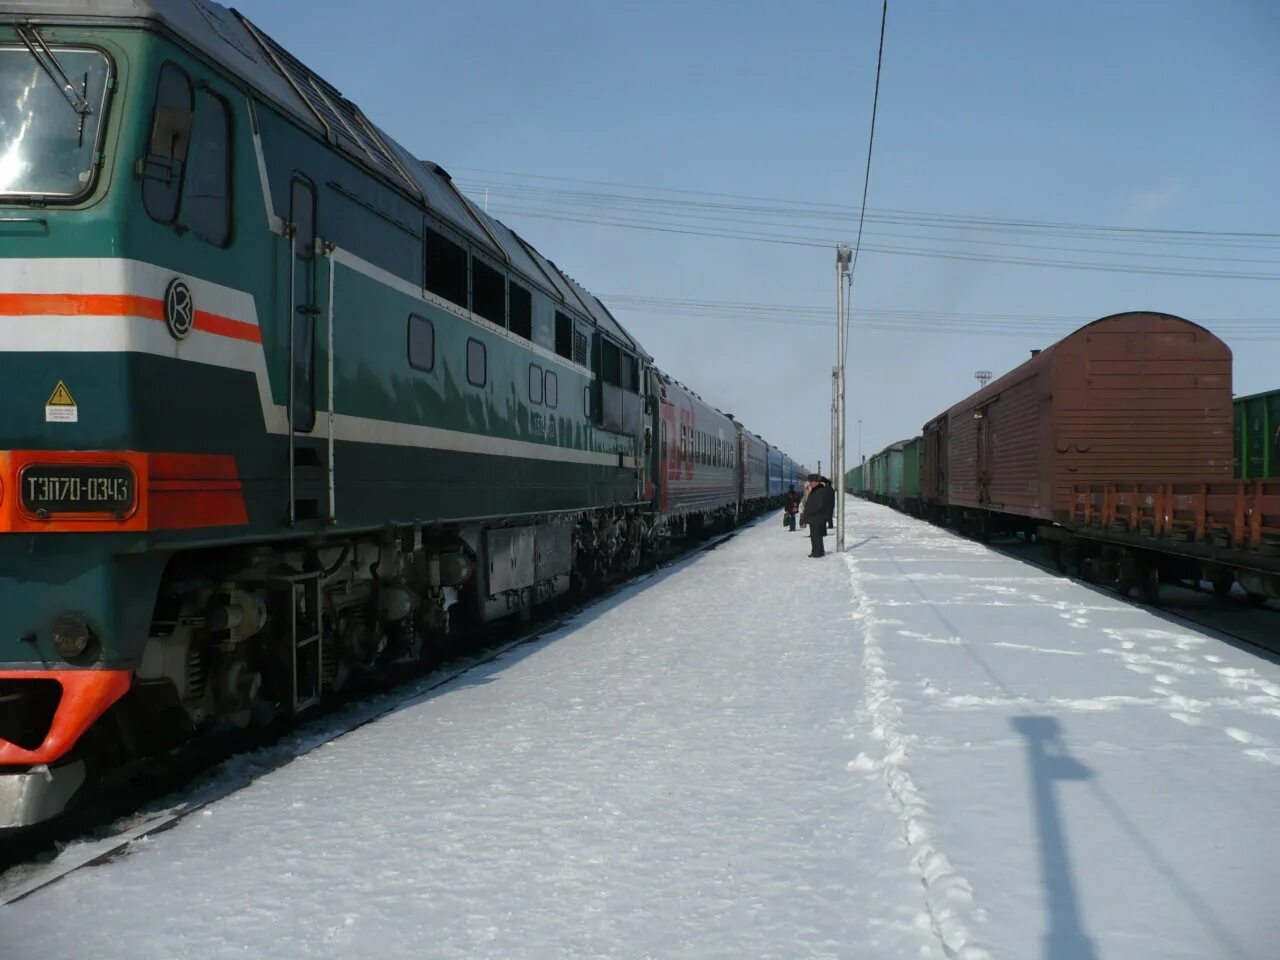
[466,338,486,387]
[601,340,622,386]
[529,363,543,404]
[142,61,194,223]
[555,311,574,360]
[186,90,232,246]
[0,44,112,202]
[408,314,434,372]
[426,226,468,309]
[545,370,558,408]
[509,282,532,340]
[472,257,505,326]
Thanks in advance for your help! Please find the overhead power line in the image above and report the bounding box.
[451,169,1280,244]
[460,183,1280,259]
[481,205,1280,281]
[599,293,1280,341]
[850,0,888,288]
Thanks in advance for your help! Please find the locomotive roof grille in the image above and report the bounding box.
[233,12,421,200]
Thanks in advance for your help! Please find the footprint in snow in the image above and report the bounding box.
[848,752,878,772]
[1223,727,1268,745]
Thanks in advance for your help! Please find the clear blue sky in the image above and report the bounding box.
[236,0,1280,471]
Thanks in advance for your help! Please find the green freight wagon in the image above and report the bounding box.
[869,447,888,502]
[1235,389,1280,479]
[886,441,906,508]
[902,435,922,515]
[845,462,866,497]
[868,441,905,506]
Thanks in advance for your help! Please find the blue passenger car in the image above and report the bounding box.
[766,446,785,501]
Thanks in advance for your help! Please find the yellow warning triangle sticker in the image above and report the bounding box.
[47,381,76,406]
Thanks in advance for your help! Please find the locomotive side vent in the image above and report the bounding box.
[186,646,206,702]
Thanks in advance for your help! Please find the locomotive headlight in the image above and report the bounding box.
[51,612,92,660]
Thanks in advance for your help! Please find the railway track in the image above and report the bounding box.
[993,535,1280,660]
[0,525,746,907]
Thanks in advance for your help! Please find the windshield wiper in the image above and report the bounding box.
[15,23,92,118]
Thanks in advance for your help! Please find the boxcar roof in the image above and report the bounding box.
[0,0,646,355]
[936,311,1226,423]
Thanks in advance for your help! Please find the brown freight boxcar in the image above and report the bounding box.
[920,312,1232,533]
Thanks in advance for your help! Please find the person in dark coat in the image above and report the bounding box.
[800,475,834,557]
[784,485,800,531]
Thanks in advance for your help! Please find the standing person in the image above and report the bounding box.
[784,484,800,531]
[800,475,834,557]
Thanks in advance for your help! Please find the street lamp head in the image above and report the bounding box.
[836,244,853,270]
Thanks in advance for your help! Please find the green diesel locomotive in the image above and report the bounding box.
[0,1,803,828]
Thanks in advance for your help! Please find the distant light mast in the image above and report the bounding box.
[975,370,993,389]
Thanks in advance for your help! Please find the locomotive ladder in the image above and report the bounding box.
[269,569,325,711]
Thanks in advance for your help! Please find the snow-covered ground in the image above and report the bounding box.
[3,499,1278,960]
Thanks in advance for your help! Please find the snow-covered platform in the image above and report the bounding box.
[3,500,1279,960]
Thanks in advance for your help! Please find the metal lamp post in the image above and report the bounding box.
[835,244,852,552]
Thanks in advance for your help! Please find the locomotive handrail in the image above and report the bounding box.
[324,237,337,524]
[288,224,297,526]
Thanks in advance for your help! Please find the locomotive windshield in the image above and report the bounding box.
[0,45,110,200]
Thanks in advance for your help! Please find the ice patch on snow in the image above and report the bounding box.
[899,630,965,646]
[991,641,1084,656]
[944,694,1161,713]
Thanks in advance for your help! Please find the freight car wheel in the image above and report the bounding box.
[1211,574,1235,598]
[1138,568,1161,606]
[1115,552,1142,599]
[1045,542,1064,572]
